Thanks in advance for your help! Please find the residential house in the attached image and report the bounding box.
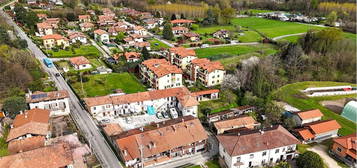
[144,19,158,29]
[295,119,341,143]
[0,143,74,168]
[78,14,91,22]
[79,22,94,32]
[108,26,126,36]
[83,87,199,119]
[130,34,144,42]
[189,58,225,87]
[292,109,323,126]
[331,134,357,167]
[218,125,301,168]
[68,31,88,44]
[206,106,256,124]
[133,26,148,36]
[36,22,53,36]
[41,34,69,49]
[6,108,50,152]
[94,29,110,43]
[213,30,230,39]
[97,15,116,26]
[113,116,208,168]
[36,13,48,20]
[26,90,70,116]
[134,42,151,51]
[123,52,141,62]
[183,32,200,42]
[170,19,195,27]
[192,89,220,102]
[172,26,189,36]
[69,56,92,70]
[103,8,115,17]
[44,18,60,29]
[167,47,197,70]
[140,59,183,90]
[213,115,261,134]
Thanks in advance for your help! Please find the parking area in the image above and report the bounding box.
[111,114,170,131]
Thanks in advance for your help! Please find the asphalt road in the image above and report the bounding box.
[0,9,122,168]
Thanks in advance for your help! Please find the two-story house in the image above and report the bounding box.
[79,22,94,32]
[78,15,91,22]
[189,58,226,87]
[172,26,189,36]
[218,125,301,168]
[26,90,70,116]
[140,59,183,90]
[68,31,88,44]
[36,22,53,36]
[331,134,357,167]
[41,34,69,49]
[94,29,110,43]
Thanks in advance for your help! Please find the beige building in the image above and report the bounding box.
[189,58,226,87]
[41,34,69,49]
[168,47,197,70]
[140,59,183,90]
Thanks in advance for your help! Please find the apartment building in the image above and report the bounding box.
[25,90,70,116]
[83,87,199,120]
[218,125,301,168]
[140,59,183,90]
[189,58,225,87]
[167,47,197,70]
[113,116,208,168]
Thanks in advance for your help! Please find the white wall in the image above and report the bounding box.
[28,98,70,116]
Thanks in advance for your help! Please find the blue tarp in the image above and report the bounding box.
[147,106,156,115]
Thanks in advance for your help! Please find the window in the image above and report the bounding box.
[275,149,280,153]
[262,151,267,156]
[337,147,342,152]
[250,154,254,158]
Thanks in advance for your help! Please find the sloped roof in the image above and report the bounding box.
[170,19,195,24]
[333,134,357,159]
[7,122,49,142]
[169,47,196,58]
[296,109,323,120]
[12,108,50,128]
[94,29,108,35]
[295,128,315,140]
[191,58,225,73]
[217,125,301,156]
[41,34,67,40]
[213,116,259,130]
[26,90,69,103]
[69,56,90,66]
[142,59,182,77]
[306,120,341,134]
[8,136,45,154]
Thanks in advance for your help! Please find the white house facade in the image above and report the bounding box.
[25,90,70,116]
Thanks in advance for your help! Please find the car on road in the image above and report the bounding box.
[100,118,110,124]
[201,44,209,48]
[156,112,163,119]
[169,108,178,119]
[55,73,60,77]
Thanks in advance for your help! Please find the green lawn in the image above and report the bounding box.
[243,9,275,14]
[187,160,221,168]
[0,125,10,157]
[46,45,101,58]
[193,25,235,34]
[238,30,263,42]
[148,38,170,50]
[274,81,357,136]
[71,73,146,97]
[277,35,301,43]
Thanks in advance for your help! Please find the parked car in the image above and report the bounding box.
[169,108,178,119]
[163,112,170,118]
[156,112,163,119]
[100,118,110,124]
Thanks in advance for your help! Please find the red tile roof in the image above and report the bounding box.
[142,59,182,77]
[134,42,150,48]
[103,124,123,137]
[12,108,50,128]
[170,19,195,24]
[169,47,196,58]
[296,109,323,120]
[333,133,357,159]
[296,128,315,140]
[213,115,259,131]
[191,58,225,73]
[217,125,301,156]
[69,56,90,66]
[84,87,198,108]
[192,89,219,97]
[37,22,52,29]
[183,32,199,37]
[8,136,45,154]
[124,52,141,60]
[7,122,49,142]
[78,15,90,19]
[94,29,108,35]
[306,120,341,134]
[80,22,94,28]
[68,31,86,40]
[26,90,69,103]
[41,34,67,40]
[115,116,208,161]
[172,26,189,31]
[0,143,73,168]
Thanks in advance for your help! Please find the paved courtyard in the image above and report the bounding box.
[111,114,169,131]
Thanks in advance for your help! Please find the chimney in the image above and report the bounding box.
[140,127,144,132]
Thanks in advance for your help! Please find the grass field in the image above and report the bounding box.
[0,126,10,157]
[243,9,275,14]
[277,35,301,43]
[148,38,170,50]
[46,45,101,58]
[71,73,146,97]
[274,81,357,136]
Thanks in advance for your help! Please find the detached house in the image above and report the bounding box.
[133,26,148,36]
[97,15,116,26]
[140,59,183,90]
[68,31,88,44]
[41,34,69,49]
[218,125,301,168]
[172,26,189,36]
[79,22,94,32]
[183,32,200,42]
[123,52,141,62]
[69,56,92,70]
[6,108,50,153]
[44,18,60,29]
[78,14,91,22]
[36,22,53,36]
[171,19,195,27]
[331,134,357,167]
[114,116,208,168]
[293,109,323,126]
[26,90,70,116]
[213,29,230,39]
[168,47,197,70]
[295,119,341,143]
[83,87,199,119]
[94,29,110,43]
[189,58,226,87]
[213,115,260,134]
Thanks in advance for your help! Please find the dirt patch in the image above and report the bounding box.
[320,99,346,114]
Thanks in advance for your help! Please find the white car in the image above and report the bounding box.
[169,108,178,119]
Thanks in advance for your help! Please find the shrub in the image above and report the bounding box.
[296,151,324,168]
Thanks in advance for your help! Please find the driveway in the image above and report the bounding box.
[307,145,341,168]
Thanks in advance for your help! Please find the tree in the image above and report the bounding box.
[163,23,174,40]
[114,32,125,44]
[326,11,338,26]
[264,102,283,126]
[221,8,235,24]
[273,162,291,168]
[141,46,150,60]
[297,151,324,168]
[282,117,296,130]
[66,12,77,21]
[190,24,199,30]
[3,96,27,118]
[171,14,176,20]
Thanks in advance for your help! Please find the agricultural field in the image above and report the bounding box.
[46,45,101,58]
[274,81,357,136]
[71,72,146,98]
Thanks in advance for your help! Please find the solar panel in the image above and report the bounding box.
[31,93,48,99]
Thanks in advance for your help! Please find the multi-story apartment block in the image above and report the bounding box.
[167,47,197,70]
[113,116,208,168]
[140,59,183,90]
[25,90,70,116]
[189,58,225,87]
[83,87,199,120]
[218,125,301,168]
